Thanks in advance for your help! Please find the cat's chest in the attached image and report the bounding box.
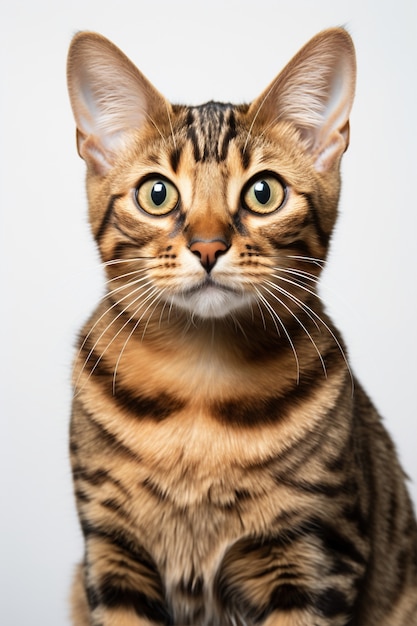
[134,447,286,625]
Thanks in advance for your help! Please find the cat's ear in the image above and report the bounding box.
[248,28,356,172]
[67,32,169,174]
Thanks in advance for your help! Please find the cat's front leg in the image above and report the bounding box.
[70,535,172,626]
[216,527,366,626]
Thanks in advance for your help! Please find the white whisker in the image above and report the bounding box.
[255,299,267,330]
[243,81,278,154]
[165,101,177,152]
[101,256,154,267]
[106,267,149,284]
[167,297,175,325]
[285,254,326,269]
[112,289,165,393]
[158,298,170,328]
[275,267,321,285]
[266,278,354,393]
[104,274,150,302]
[76,277,153,365]
[85,285,159,389]
[141,292,166,341]
[74,282,157,394]
[144,111,169,146]
[264,281,326,377]
[270,273,320,305]
[275,266,353,319]
[254,286,300,383]
[266,280,320,331]
[230,313,249,343]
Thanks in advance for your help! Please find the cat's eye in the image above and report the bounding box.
[242,174,287,215]
[135,177,179,216]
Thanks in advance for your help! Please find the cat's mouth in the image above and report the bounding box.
[171,276,253,319]
[183,276,239,296]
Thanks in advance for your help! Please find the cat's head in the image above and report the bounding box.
[67,29,355,322]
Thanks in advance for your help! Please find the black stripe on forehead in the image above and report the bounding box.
[185,101,238,163]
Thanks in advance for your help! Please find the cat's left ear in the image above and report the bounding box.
[248,28,356,172]
[67,32,170,175]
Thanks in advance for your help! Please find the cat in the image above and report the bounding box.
[67,28,417,626]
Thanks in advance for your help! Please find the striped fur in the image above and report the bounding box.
[67,29,417,625]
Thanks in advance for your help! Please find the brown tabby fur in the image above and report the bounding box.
[67,29,417,626]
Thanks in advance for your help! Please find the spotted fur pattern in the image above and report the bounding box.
[67,29,417,626]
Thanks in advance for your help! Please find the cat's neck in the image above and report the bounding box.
[84,297,334,399]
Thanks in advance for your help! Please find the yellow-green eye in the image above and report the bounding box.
[243,174,287,215]
[136,178,179,216]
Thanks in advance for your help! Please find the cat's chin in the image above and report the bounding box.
[170,283,253,319]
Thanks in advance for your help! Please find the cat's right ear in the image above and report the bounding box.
[67,32,169,175]
[248,28,356,173]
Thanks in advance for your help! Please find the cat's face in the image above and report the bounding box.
[94,105,330,322]
[67,29,356,324]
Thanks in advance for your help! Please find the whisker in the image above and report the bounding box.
[106,267,150,284]
[255,299,267,330]
[243,81,278,154]
[266,279,354,393]
[76,277,153,365]
[270,273,319,303]
[158,298,170,328]
[264,281,326,377]
[285,255,326,269]
[254,286,300,383]
[275,267,321,285]
[165,101,177,152]
[249,303,255,324]
[144,111,169,146]
[274,266,355,322]
[230,313,250,343]
[141,291,166,341]
[177,308,201,340]
[256,113,290,144]
[253,287,281,337]
[112,289,165,393]
[167,297,175,325]
[101,257,154,267]
[104,274,150,302]
[272,269,348,312]
[74,282,157,393]
[266,279,321,332]
[83,285,160,392]
[190,310,199,329]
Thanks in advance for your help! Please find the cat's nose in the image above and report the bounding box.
[189,239,229,273]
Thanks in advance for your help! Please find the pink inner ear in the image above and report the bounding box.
[67,32,170,174]
[76,131,114,176]
[247,30,356,173]
[310,61,355,171]
[313,132,348,173]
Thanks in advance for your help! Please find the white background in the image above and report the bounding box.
[1,1,416,624]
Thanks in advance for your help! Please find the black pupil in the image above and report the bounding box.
[254,181,270,204]
[151,182,167,206]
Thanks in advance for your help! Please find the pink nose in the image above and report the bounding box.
[189,239,229,272]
